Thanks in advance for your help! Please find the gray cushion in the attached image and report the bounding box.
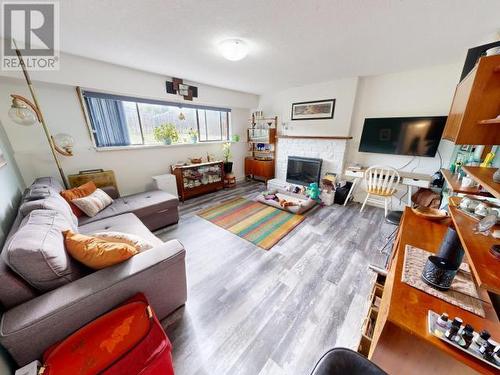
[79,213,163,247]
[19,196,78,231]
[23,186,50,201]
[0,214,39,310]
[2,210,84,291]
[31,177,64,193]
[78,190,178,226]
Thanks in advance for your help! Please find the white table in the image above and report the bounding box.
[152,174,178,196]
[343,168,432,207]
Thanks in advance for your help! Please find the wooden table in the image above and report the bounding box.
[369,208,500,374]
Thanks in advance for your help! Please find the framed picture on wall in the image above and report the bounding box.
[0,147,6,168]
[291,99,335,120]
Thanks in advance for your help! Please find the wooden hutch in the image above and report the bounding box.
[245,115,277,182]
[362,206,500,374]
[442,54,500,145]
[359,54,500,374]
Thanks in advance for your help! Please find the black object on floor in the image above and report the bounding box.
[385,210,403,225]
[310,348,387,375]
[334,181,353,204]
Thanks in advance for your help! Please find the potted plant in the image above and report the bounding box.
[222,142,233,173]
[153,123,179,145]
[188,128,198,143]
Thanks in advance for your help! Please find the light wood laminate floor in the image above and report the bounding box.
[157,181,393,375]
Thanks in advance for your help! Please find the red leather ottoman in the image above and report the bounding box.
[40,294,174,375]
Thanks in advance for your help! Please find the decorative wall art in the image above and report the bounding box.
[166,78,198,101]
[291,99,335,120]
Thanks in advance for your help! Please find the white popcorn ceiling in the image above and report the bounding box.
[36,0,500,94]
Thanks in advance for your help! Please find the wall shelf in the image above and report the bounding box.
[246,119,277,181]
[462,166,500,199]
[448,199,500,294]
[276,135,353,140]
[440,168,492,197]
[441,55,500,145]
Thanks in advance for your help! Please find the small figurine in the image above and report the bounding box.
[306,182,321,201]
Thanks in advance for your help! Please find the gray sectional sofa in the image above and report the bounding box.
[0,177,187,366]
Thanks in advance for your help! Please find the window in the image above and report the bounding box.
[81,90,231,148]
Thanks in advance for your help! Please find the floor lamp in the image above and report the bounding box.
[7,44,73,188]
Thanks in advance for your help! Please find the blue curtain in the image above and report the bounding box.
[84,97,130,147]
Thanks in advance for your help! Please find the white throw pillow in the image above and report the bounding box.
[89,231,154,252]
[71,188,113,217]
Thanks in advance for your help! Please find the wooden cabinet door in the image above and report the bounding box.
[254,160,274,180]
[245,157,254,175]
[442,55,500,145]
[442,76,474,142]
[252,160,265,177]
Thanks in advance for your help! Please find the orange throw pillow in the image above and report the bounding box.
[60,181,97,217]
[63,230,138,270]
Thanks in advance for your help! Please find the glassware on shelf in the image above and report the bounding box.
[181,164,222,189]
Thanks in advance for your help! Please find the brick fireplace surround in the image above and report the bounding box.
[275,137,349,181]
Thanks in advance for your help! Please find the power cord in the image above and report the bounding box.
[411,157,421,172]
[397,156,416,171]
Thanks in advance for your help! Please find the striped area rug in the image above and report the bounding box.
[198,197,305,250]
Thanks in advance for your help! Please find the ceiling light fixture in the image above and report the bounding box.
[218,39,248,61]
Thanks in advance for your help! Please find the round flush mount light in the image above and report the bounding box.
[218,39,248,61]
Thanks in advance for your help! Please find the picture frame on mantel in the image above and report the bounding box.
[291,99,335,121]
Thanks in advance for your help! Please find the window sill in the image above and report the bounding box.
[94,141,236,152]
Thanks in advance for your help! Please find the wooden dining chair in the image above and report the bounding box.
[360,166,401,217]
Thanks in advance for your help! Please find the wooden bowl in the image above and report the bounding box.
[190,158,202,164]
[411,206,449,222]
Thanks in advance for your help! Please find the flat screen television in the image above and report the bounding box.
[358,116,447,157]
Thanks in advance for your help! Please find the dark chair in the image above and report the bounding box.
[385,210,403,225]
[310,348,387,375]
[378,210,403,255]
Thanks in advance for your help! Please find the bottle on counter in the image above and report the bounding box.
[458,324,474,349]
[493,346,500,366]
[445,317,462,342]
[436,313,450,329]
[481,339,496,362]
[473,329,491,351]
[434,313,450,336]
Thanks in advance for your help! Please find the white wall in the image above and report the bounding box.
[0,53,259,195]
[259,77,359,137]
[346,62,462,203]
[258,62,463,207]
[0,120,24,247]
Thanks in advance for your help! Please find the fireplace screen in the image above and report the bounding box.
[286,156,322,186]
